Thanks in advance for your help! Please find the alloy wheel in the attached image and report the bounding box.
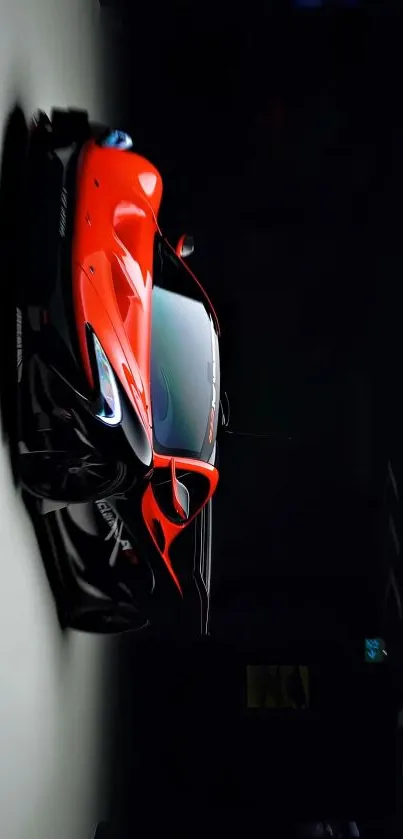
[19,450,127,503]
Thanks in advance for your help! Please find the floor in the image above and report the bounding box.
[0,3,118,838]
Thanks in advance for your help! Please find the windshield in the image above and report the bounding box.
[150,239,220,461]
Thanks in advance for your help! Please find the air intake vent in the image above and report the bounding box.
[151,518,165,553]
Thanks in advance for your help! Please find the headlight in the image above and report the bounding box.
[92,333,122,426]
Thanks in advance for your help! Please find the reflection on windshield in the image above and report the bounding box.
[151,285,219,461]
[154,366,170,421]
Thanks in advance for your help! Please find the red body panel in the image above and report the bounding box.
[71,139,219,591]
[142,454,219,593]
[72,140,163,439]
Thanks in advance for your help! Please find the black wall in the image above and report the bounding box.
[110,1,403,637]
[104,2,403,827]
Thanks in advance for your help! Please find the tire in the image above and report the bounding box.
[66,561,154,635]
[67,600,150,635]
[17,146,63,306]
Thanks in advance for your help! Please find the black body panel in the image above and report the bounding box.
[22,489,212,636]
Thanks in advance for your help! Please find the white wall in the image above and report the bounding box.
[0,3,117,837]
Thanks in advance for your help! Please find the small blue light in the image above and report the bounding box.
[365,638,387,664]
[101,129,133,151]
[366,638,381,650]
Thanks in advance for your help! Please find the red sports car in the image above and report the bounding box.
[17,108,221,633]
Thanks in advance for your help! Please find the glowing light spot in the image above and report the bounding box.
[365,638,387,664]
[138,172,157,196]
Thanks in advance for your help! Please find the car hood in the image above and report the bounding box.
[73,141,164,437]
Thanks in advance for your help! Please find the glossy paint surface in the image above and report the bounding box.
[142,453,219,591]
[71,139,220,580]
[72,140,163,439]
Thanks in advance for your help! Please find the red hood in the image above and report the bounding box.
[72,141,164,434]
[72,140,219,440]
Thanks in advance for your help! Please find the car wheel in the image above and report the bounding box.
[19,450,132,504]
[66,559,155,635]
[67,600,150,635]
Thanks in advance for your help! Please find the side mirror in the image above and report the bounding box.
[171,458,190,520]
[176,233,195,259]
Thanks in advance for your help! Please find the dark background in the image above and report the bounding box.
[100,1,403,832]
